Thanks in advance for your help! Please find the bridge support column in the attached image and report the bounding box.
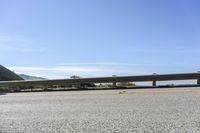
[152,81,156,87]
[74,83,81,88]
[113,82,117,88]
[197,79,200,85]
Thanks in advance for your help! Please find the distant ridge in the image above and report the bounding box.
[19,74,46,80]
[0,65,23,81]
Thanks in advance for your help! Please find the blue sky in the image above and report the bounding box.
[1,0,200,79]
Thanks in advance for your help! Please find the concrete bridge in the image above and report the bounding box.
[0,72,200,88]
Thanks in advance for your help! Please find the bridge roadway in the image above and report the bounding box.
[0,72,200,88]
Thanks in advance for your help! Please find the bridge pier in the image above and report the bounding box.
[197,79,200,85]
[74,83,81,88]
[113,82,117,88]
[152,81,156,87]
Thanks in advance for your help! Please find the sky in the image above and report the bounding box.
[0,0,200,79]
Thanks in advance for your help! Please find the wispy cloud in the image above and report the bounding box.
[58,62,199,67]
[7,60,199,79]
[8,65,147,79]
[0,35,44,52]
[58,62,122,66]
[9,66,104,72]
[8,66,115,79]
[0,35,12,40]
[125,45,200,54]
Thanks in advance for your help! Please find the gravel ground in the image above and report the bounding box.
[1,88,200,133]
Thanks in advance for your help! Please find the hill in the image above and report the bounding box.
[19,74,46,80]
[0,65,23,81]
